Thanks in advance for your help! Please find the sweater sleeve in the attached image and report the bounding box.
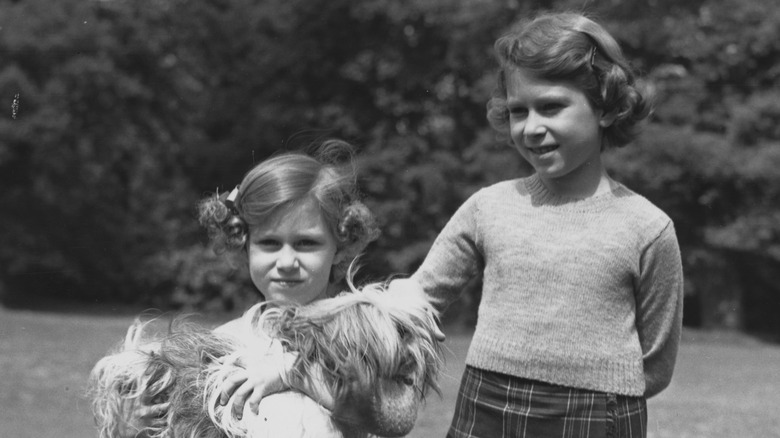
[635,221,684,398]
[411,193,484,314]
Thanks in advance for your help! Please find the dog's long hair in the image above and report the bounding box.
[89,280,442,438]
[89,319,240,438]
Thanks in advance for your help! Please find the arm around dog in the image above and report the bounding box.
[217,350,336,419]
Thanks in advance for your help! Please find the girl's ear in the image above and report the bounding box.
[328,249,350,286]
[333,247,349,266]
[599,110,618,128]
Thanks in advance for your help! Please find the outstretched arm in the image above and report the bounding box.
[410,192,484,314]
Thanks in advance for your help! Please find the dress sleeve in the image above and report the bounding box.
[411,192,484,313]
[635,221,684,398]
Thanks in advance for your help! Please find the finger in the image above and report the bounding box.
[246,388,264,415]
[231,382,255,420]
[136,403,167,420]
[139,390,161,406]
[220,354,245,368]
[134,402,157,418]
[220,372,248,406]
[148,415,169,428]
[148,401,170,417]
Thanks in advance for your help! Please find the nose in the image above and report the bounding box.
[276,246,299,271]
[522,111,546,143]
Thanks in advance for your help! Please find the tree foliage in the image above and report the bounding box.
[0,0,778,332]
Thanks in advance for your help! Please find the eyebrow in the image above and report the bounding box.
[295,227,329,237]
[252,228,327,239]
[510,88,571,100]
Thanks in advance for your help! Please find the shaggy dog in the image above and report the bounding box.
[89,281,442,438]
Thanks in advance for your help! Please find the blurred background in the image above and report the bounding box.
[0,0,779,436]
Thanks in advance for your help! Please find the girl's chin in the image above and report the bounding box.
[526,156,562,171]
[265,287,304,302]
[532,166,566,179]
[264,286,330,305]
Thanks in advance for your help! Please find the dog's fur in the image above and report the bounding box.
[89,281,442,438]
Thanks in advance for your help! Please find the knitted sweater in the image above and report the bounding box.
[413,174,683,398]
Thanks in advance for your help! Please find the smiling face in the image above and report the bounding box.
[506,67,613,194]
[247,197,341,305]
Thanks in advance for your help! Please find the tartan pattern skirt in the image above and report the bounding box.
[447,366,647,438]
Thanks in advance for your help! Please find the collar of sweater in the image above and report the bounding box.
[523,173,631,212]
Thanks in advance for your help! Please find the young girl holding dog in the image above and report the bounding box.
[93,139,442,437]
[198,139,382,417]
[398,11,684,438]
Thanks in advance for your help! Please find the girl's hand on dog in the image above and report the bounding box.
[218,352,314,420]
[387,278,446,342]
[218,364,283,420]
[118,396,169,437]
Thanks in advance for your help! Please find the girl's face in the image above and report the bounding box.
[247,197,342,305]
[506,67,613,190]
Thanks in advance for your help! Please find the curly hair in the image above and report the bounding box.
[197,139,380,284]
[486,12,654,149]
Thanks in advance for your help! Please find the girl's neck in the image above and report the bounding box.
[326,282,342,298]
[537,160,611,200]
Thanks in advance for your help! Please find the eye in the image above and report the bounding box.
[295,239,320,249]
[508,106,528,118]
[539,102,565,115]
[255,239,281,249]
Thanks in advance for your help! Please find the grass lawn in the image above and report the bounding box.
[1,305,779,438]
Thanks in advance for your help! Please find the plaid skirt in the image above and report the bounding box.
[447,366,647,438]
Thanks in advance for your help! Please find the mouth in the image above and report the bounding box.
[527,145,559,155]
[271,279,304,287]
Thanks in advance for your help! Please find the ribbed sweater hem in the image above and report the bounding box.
[465,332,647,397]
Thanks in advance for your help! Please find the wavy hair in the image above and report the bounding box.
[487,12,654,149]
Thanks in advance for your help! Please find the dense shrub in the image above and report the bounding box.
[1,0,778,335]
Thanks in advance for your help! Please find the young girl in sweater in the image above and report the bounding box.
[405,11,683,438]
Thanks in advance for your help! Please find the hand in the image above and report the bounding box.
[387,278,446,342]
[218,353,295,420]
[118,395,169,438]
